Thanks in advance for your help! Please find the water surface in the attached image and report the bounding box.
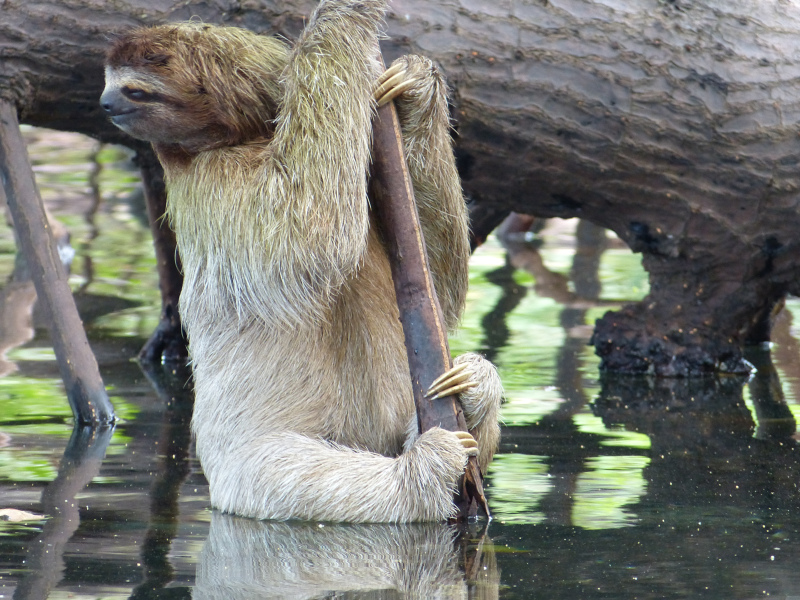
[0,129,798,599]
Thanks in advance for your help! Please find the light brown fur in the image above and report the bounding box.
[102,0,502,522]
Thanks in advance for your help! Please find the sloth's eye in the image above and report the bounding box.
[122,87,153,101]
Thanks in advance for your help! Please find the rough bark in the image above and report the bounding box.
[4,0,800,375]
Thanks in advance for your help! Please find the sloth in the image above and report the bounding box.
[101,0,503,522]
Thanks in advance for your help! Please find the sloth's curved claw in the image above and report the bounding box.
[376,61,404,86]
[375,62,406,91]
[429,382,476,400]
[425,363,476,399]
[374,63,416,106]
[454,431,479,456]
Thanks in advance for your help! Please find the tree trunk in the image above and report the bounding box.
[4,0,800,375]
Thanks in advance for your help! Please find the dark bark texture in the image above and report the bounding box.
[3,0,800,375]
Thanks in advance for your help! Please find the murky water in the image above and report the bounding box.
[0,129,799,599]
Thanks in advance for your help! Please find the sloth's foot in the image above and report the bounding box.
[425,362,477,400]
[374,61,416,106]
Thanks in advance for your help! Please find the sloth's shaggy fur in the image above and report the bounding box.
[103,0,502,522]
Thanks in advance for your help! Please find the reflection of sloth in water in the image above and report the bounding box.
[101,0,502,522]
[194,513,500,599]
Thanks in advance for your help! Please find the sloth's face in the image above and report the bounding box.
[101,65,224,153]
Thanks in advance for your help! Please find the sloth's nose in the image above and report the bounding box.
[99,88,122,114]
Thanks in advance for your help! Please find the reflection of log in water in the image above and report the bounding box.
[743,346,797,441]
[0,199,73,377]
[128,363,194,600]
[594,373,799,512]
[771,308,800,415]
[488,220,612,527]
[496,219,609,418]
[479,257,527,365]
[556,220,608,417]
[195,514,499,600]
[13,425,113,600]
[498,362,800,598]
[0,260,37,378]
[75,139,102,294]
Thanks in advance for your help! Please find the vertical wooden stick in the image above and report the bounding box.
[369,71,489,520]
[0,102,114,425]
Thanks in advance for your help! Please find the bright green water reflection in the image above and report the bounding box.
[486,453,550,525]
[0,129,799,599]
[572,455,650,530]
[454,229,654,527]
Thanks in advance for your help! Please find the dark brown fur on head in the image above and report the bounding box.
[106,23,290,148]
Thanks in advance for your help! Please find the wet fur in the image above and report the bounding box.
[104,0,502,522]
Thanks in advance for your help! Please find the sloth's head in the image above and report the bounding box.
[102,23,289,153]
